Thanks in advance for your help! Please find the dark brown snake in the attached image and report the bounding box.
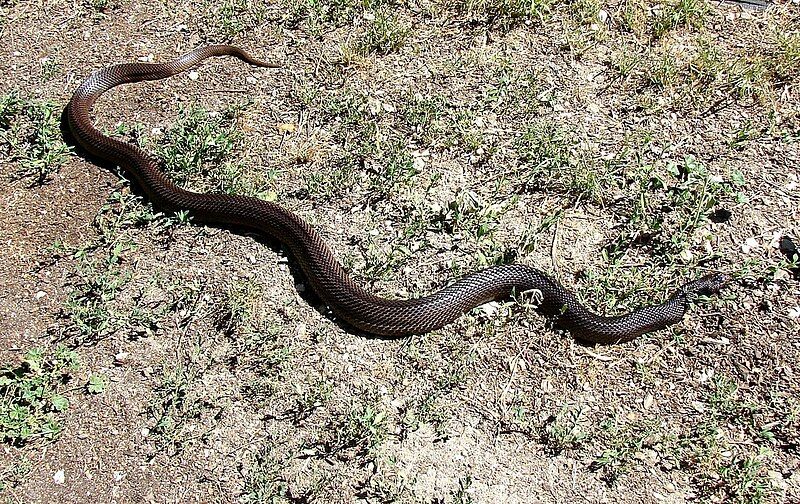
[66,45,728,344]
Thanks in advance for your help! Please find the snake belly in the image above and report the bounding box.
[66,45,728,344]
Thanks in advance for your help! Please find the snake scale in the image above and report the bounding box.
[66,45,728,344]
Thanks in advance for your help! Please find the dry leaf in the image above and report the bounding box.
[276,122,297,134]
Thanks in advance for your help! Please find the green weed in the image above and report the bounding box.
[652,0,708,39]
[283,0,392,33]
[150,104,276,199]
[591,419,665,484]
[349,8,409,57]
[63,242,134,341]
[154,106,238,186]
[60,210,168,344]
[204,0,268,39]
[146,363,207,456]
[0,346,79,445]
[713,451,773,504]
[682,423,775,503]
[333,400,389,456]
[0,91,70,185]
[542,403,590,453]
[514,120,607,201]
[606,154,732,264]
[223,280,291,372]
[449,475,474,503]
[240,446,290,503]
[462,0,554,28]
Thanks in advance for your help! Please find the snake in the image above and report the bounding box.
[66,45,728,344]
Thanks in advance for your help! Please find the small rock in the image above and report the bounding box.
[367,97,382,115]
[114,352,130,366]
[480,301,500,316]
[54,470,65,484]
[741,237,759,253]
[768,470,787,490]
[188,70,199,80]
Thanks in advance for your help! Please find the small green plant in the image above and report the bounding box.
[611,48,642,80]
[645,49,680,88]
[0,91,70,185]
[353,9,409,56]
[226,279,268,334]
[606,154,732,263]
[0,346,80,445]
[146,363,206,456]
[207,0,268,39]
[708,375,739,414]
[714,450,773,503]
[240,446,289,503]
[39,57,60,81]
[398,92,448,144]
[283,0,390,33]
[63,242,133,341]
[94,188,166,240]
[772,30,800,82]
[591,419,664,484]
[371,138,419,195]
[0,456,32,492]
[652,0,708,39]
[619,0,648,38]
[86,374,107,394]
[568,0,601,26]
[450,475,474,504]
[283,379,334,421]
[462,0,554,28]
[334,401,389,456]
[154,106,238,185]
[515,119,570,171]
[445,108,487,154]
[684,425,776,503]
[150,104,275,198]
[542,404,589,453]
[223,280,291,371]
[61,230,167,344]
[86,0,114,11]
[514,120,607,201]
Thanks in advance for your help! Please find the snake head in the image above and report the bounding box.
[681,272,730,296]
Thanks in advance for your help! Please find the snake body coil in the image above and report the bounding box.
[66,45,727,344]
